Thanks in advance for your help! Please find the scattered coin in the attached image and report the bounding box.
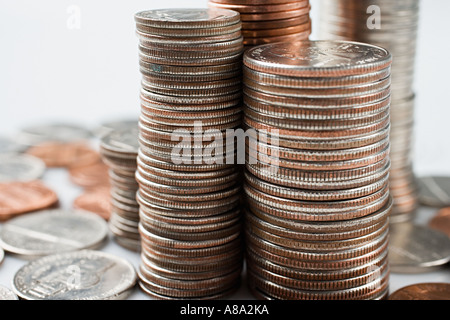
[26,142,100,168]
[417,176,450,208]
[12,250,137,300]
[0,285,18,300]
[69,161,110,188]
[389,283,450,300]
[0,180,59,221]
[0,154,45,183]
[16,123,92,146]
[428,207,450,238]
[389,223,450,273]
[73,187,111,220]
[0,136,25,154]
[0,209,108,258]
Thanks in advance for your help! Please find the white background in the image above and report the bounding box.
[1,0,450,300]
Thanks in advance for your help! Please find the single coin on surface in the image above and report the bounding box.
[389,223,450,273]
[0,154,45,183]
[0,209,108,258]
[389,283,450,300]
[12,250,137,300]
[0,285,18,300]
[0,180,59,221]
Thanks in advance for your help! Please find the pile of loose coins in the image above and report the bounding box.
[134,8,244,299]
[242,41,393,300]
[208,0,312,48]
[100,127,141,251]
[319,0,420,222]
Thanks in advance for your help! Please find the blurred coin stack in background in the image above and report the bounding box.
[208,0,312,48]
[100,127,141,251]
[243,41,392,300]
[319,0,420,222]
[134,9,244,299]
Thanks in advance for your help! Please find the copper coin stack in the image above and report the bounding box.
[243,41,393,300]
[319,0,420,222]
[208,0,312,48]
[100,127,141,251]
[134,8,244,300]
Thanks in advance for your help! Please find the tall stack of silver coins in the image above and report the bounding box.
[134,9,244,299]
[100,128,141,251]
[207,0,312,48]
[243,41,392,300]
[319,0,419,222]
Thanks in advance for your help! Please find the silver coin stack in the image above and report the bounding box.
[319,0,419,222]
[134,8,244,299]
[100,127,141,251]
[243,41,393,300]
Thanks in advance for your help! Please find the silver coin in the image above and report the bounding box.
[100,126,139,155]
[417,176,450,208]
[16,123,92,146]
[0,154,45,182]
[94,119,138,138]
[0,136,25,154]
[12,250,137,300]
[389,223,450,273]
[0,209,108,258]
[0,285,18,300]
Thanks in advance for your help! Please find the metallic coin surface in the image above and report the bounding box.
[94,119,138,139]
[73,187,111,220]
[417,176,450,208]
[12,250,137,300]
[0,285,18,300]
[69,161,110,188]
[389,223,450,273]
[0,136,24,154]
[389,283,450,300]
[429,207,450,237]
[0,180,59,221]
[17,123,92,146]
[0,209,108,258]
[0,154,45,183]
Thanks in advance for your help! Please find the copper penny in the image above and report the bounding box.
[243,30,311,46]
[208,1,309,13]
[389,283,450,300]
[0,180,58,221]
[69,161,110,188]
[242,22,311,38]
[26,142,100,168]
[242,15,310,30]
[239,6,311,21]
[429,207,450,237]
[73,187,111,220]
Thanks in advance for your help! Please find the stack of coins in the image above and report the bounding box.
[319,0,419,222]
[208,0,311,48]
[100,127,140,251]
[243,41,392,300]
[134,8,244,299]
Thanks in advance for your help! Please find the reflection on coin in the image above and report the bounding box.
[0,209,108,258]
[26,142,100,168]
[0,154,45,183]
[0,285,18,300]
[0,180,59,221]
[17,123,92,146]
[94,119,138,139]
[429,207,450,238]
[12,250,137,300]
[417,176,450,208]
[389,283,450,300]
[389,223,450,273]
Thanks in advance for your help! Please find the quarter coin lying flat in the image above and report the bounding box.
[0,209,108,258]
[12,250,137,300]
[0,154,45,183]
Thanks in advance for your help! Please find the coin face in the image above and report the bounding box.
[389,283,450,300]
[389,223,450,273]
[17,123,92,146]
[417,176,450,207]
[0,180,59,221]
[0,285,18,300]
[244,41,392,77]
[0,154,45,183]
[12,250,137,300]
[0,209,108,258]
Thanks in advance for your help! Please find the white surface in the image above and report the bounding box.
[1,0,450,300]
